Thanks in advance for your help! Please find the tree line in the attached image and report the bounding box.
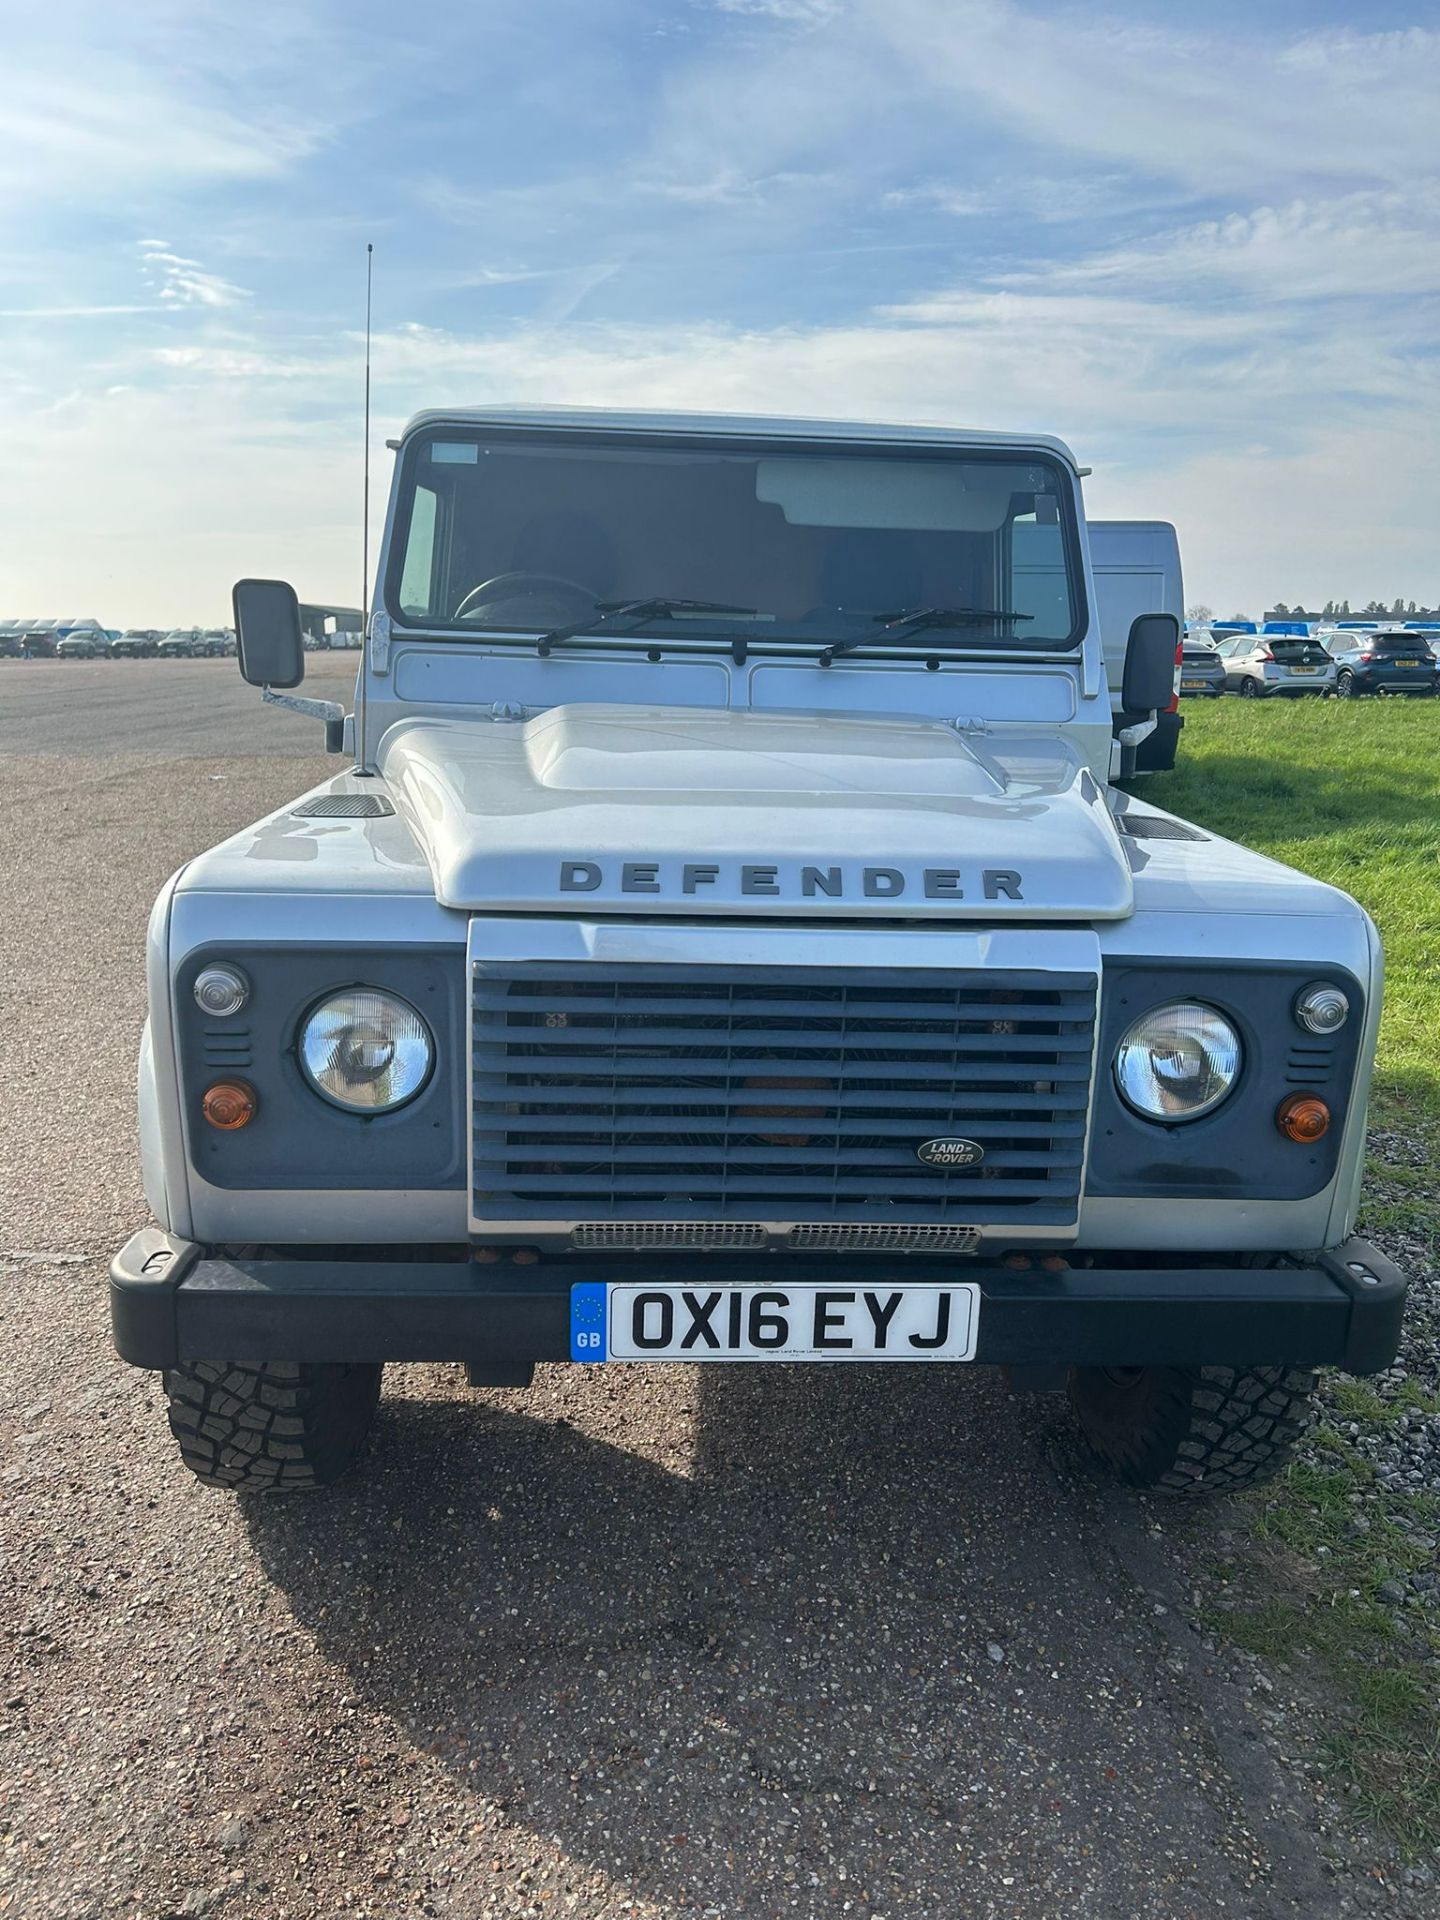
[1187,600,1438,624]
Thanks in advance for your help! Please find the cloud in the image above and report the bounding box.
[709,0,842,19]
[140,243,251,309]
[0,69,315,204]
[868,4,1440,197]
[1028,190,1440,303]
[0,306,153,319]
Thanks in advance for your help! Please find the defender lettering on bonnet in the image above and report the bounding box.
[558,860,1025,901]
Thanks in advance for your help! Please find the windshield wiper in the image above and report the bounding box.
[818,606,1034,667]
[536,597,757,657]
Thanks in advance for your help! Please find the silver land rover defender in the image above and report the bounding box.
[111,408,1407,1494]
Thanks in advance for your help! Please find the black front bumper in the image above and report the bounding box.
[110,1232,1408,1379]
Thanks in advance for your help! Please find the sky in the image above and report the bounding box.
[1,0,1437,625]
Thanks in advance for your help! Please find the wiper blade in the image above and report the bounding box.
[818,606,1034,667]
[536,597,757,657]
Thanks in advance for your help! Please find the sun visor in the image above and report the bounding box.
[755,458,1039,532]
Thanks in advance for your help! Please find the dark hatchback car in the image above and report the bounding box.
[1323,629,1439,698]
[1178,639,1226,696]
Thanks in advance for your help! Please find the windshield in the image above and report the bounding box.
[386,430,1083,651]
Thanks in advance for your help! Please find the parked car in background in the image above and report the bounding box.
[110,629,162,658]
[0,623,26,658]
[1178,638,1225,696]
[1323,629,1439,698]
[1215,633,1336,697]
[22,623,61,658]
[158,627,205,659]
[56,628,111,659]
[193,628,236,657]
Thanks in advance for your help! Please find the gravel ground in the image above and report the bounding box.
[0,659,1431,1919]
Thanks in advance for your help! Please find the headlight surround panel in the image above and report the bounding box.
[1086,960,1365,1202]
[174,944,465,1190]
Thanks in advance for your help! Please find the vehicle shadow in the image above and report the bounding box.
[243,1365,1251,1915]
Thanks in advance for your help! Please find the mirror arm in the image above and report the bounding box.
[262,685,347,754]
[1116,714,1157,748]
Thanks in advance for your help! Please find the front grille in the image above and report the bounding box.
[472,965,1096,1229]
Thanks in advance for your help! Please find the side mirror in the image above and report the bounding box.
[233,579,305,689]
[1122,611,1180,712]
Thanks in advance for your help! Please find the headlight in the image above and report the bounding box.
[298,989,433,1112]
[1115,1002,1241,1122]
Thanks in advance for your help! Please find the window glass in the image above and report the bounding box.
[385,435,1083,650]
[398,483,438,616]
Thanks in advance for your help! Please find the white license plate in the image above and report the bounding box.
[571,1281,980,1363]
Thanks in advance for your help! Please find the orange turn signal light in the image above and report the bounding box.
[1276,1093,1330,1143]
[202,1080,258,1131]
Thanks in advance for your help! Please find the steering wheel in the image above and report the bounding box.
[453,572,596,622]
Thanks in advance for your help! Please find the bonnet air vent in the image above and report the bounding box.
[291,794,395,819]
[1114,814,1207,842]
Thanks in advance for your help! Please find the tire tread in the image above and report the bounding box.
[163,1359,381,1492]
[1069,1363,1316,1497]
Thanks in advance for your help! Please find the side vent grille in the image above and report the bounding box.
[292,794,395,819]
[1285,1042,1335,1086]
[1114,814,1207,842]
[201,1026,253,1071]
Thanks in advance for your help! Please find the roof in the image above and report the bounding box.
[397,405,1082,469]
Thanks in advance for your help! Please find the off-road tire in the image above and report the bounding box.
[164,1360,382,1491]
[1067,1363,1316,1497]
[1238,677,1262,699]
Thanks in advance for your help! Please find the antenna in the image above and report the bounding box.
[362,241,373,627]
[355,243,374,774]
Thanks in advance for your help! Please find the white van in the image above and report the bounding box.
[1089,520,1184,771]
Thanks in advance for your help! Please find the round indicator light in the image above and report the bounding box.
[1276,1094,1330,1143]
[1294,983,1349,1035]
[202,1080,258,1130]
[194,964,250,1018]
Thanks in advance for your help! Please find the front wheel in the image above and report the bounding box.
[1238,677,1262,699]
[164,1359,382,1491]
[1068,1363,1315,1496]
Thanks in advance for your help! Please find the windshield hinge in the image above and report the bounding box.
[488,701,527,723]
[369,611,392,675]
[950,716,990,736]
